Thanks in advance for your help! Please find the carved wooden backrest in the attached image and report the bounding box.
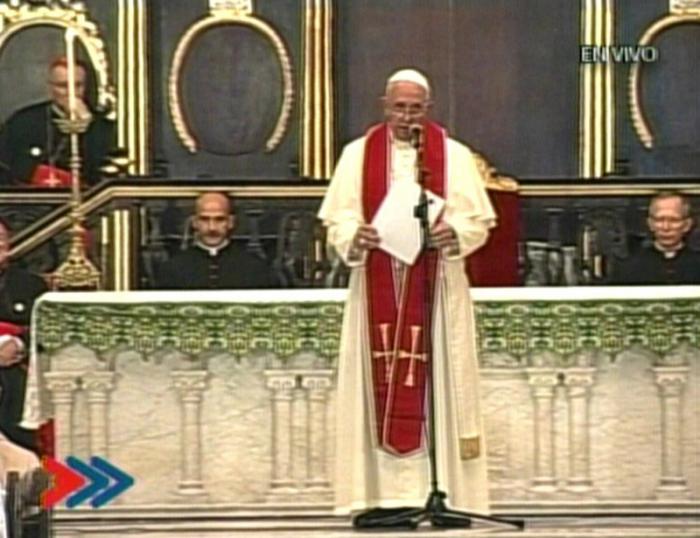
[0,2,115,123]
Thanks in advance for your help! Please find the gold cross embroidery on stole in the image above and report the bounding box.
[398,325,427,387]
[371,323,393,381]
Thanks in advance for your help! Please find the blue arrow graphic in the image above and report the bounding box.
[89,456,134,508]
[65,456,108,508]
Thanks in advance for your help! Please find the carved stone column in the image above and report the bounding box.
[653,366,690,499]
[83,371,116,458]
[264,372,297,500]
[526,368,559,492]
[291,382,307,485]
[301,372,333,499]
[562,367,596,492]
[44,373,80,460]
[171,371,209,497]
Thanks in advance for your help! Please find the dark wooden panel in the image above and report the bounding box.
[0,27,65,125]
[337,0,580,178]
[181,25,283,156]
[337,0,453,143]
[4,178,698,287]
[617,0,700,177]
[0,0,116,124]
[451,0,579,178]
[151,0,301,179]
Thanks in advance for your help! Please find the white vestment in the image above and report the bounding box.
[319,132,496,515]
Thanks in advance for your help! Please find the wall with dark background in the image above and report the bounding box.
[0,0,116,124]
[0,0,697,181]
[616,0,700,177]
[150,0,301,180]
[337,0,580,179]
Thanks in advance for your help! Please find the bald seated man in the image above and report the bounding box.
[156,192,277,289]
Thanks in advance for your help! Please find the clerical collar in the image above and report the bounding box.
[194,238,229,257]
[385,129,411,149]
[392,136,414,151]
[653,241,683,259]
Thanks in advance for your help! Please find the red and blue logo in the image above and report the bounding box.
[42,456,134,509]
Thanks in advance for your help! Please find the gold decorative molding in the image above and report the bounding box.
[168,1,294,154]
[0,1,116,117]
[9,180,700,262]
[579,0,615,178]
[210,0,252,14]
[301,0,334,179]
[0,192,69,203]
[473,152,519,192]
[8,184,329,260]
[117,0,149,175]
[48,220,101,290]
[670,0,700,15]
[459,436,480,461]
[518,183,700,197]
[628,4,700,149]
[100,208,132,290]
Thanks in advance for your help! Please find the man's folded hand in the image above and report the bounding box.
[54,99,93,134]
[430,221,458,251]
[0,338,22,367]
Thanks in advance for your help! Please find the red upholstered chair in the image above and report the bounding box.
[466,153,521,286]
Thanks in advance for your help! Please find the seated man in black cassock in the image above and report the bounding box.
[0,217,48,452]
[0,57,114,186]
[157,192,277,289]
[609,191,700,284]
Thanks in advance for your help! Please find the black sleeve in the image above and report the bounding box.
[1,113,37,184]
[606,256,630,285]
[0,120,11,185]
[83,115,116,186]
[154,260,175,289]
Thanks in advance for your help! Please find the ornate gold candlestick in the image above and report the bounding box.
[50,28,101,291]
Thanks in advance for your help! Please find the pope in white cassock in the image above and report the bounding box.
[318,68,496,516]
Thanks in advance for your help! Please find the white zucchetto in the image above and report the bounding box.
[386,68,431,96]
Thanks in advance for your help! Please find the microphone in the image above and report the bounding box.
[409,123,423,149]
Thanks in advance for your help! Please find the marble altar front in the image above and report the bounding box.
[20,288,699,535]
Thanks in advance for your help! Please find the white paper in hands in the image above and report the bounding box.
[371,181,445,264]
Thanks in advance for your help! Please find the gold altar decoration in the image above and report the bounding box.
[49,213,101,290]
[168,0,294,154]
[48,27,100,291]
[628,0,700,149]
[473,152,519,193]
[0,0,116,117]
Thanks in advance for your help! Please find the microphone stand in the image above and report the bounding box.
[353,125,524,531]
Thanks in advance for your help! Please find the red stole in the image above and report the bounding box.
[362,121,445,455]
